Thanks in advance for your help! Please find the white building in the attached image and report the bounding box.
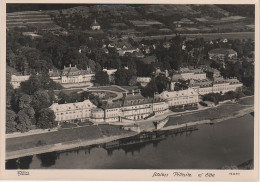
[102,68,117,82]
[90,19,101,30]
[90,91,169,123]
[49,99,97,123]
[189,77,243,95]
[208,48,237,61]
[49,65,95,84]
[136,77,151,87]
[177,67,207,80]
[10,75,30,89]
[157,88,199,107]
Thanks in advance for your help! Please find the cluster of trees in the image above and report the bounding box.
[6,74,62,133]
[141,75,170,97]
[210,59,254,94]
[57,91,101,106]
[202,89,245,105]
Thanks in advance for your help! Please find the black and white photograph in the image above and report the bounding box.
[0,0,259,181]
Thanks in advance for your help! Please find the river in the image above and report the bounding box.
[6,114,254,169]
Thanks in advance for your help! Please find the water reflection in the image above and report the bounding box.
[5,115,254,169]
[6,156,33,169]
[36,152,58,167]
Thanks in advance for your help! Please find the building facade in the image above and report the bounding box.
[157,88,199,107]
[10,75,30,89]
[177,67,207,80]
[49,65,95,84]
[190,77,243,95]
[49,99,97,123]
[208,48,237,61]
[90,92,169,123]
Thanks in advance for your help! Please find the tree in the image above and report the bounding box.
[128,76,137,86]
[18,94,32,110]
[155,75,170,93]
[114,69,132,86]
[141,78,158,97]
[36,108,57,129]
[6,109,17,133]
[93,71,109,86]
[16,110,32,133]
[31,90,52,112]
[174,80,189,91]
[20,74,41,95]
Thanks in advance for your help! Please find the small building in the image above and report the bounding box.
[10,74,30,89]
[136,77,151,87]
[90,19,101,30]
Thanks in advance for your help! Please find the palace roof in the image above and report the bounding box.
[49,99,97,112]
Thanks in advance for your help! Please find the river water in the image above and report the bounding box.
[6,114,254,169]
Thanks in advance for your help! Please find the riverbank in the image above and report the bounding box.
[6,96,254,160]
[6,132,138,160]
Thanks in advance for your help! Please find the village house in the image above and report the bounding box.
[114,41,139,56]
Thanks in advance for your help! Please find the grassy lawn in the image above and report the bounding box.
[54,89,83,95]
[120,86,139,92]
[91,91,117,99]
[166,102,248,126]
[6,125,133,152]
[238,96,254,106]
[88,86,125,92]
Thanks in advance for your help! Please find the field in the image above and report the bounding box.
[6,125,133,152]
[183,32,255,41]
[134,31,254,41]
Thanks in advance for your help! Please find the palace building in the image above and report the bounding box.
[49,64,95,84]
[174,67,207,81]
[49,99,97,123]
[208,48,237,61]
[157,88,199,107]
[189,76,243,95]
[90,91,169,123]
